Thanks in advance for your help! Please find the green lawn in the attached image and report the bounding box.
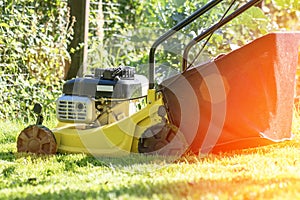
[1,110,300,200]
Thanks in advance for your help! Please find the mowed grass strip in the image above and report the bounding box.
[0,109,300,200]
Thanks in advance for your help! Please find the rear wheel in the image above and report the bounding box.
[17,125,57,154]
[138,123,188,156]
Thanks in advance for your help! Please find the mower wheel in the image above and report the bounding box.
[138,123,188,156]
[17,125,57,154]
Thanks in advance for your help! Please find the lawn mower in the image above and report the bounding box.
[16,0,300,156]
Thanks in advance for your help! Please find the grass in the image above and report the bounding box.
[1,109,300,200]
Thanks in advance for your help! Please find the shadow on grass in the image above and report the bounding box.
[7,179,186,199]
[55,153,110,171]
[0,151,15,162]
[54,153,180,172]
[93,154,180,166]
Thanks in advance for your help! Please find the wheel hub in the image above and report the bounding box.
[28,139,40,152]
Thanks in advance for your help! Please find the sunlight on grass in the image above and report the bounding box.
[1,108,300,199]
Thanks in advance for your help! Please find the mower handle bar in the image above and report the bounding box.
[148,0,223,89]
[182,0,263,71]
[148,0,263,89]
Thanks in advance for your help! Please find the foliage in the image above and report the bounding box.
[89,0,299,86]
[0,0,72,122]
[267,0,300,30]
[90,0,271,83]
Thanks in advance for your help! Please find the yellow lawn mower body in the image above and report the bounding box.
[52,89,163,156]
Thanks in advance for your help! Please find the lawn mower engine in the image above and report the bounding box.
[56,66,148,126]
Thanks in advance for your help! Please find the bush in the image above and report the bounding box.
[0,0,72,122]
[89,0,270,83]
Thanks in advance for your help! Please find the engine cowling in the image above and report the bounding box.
[56,66,148,124]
